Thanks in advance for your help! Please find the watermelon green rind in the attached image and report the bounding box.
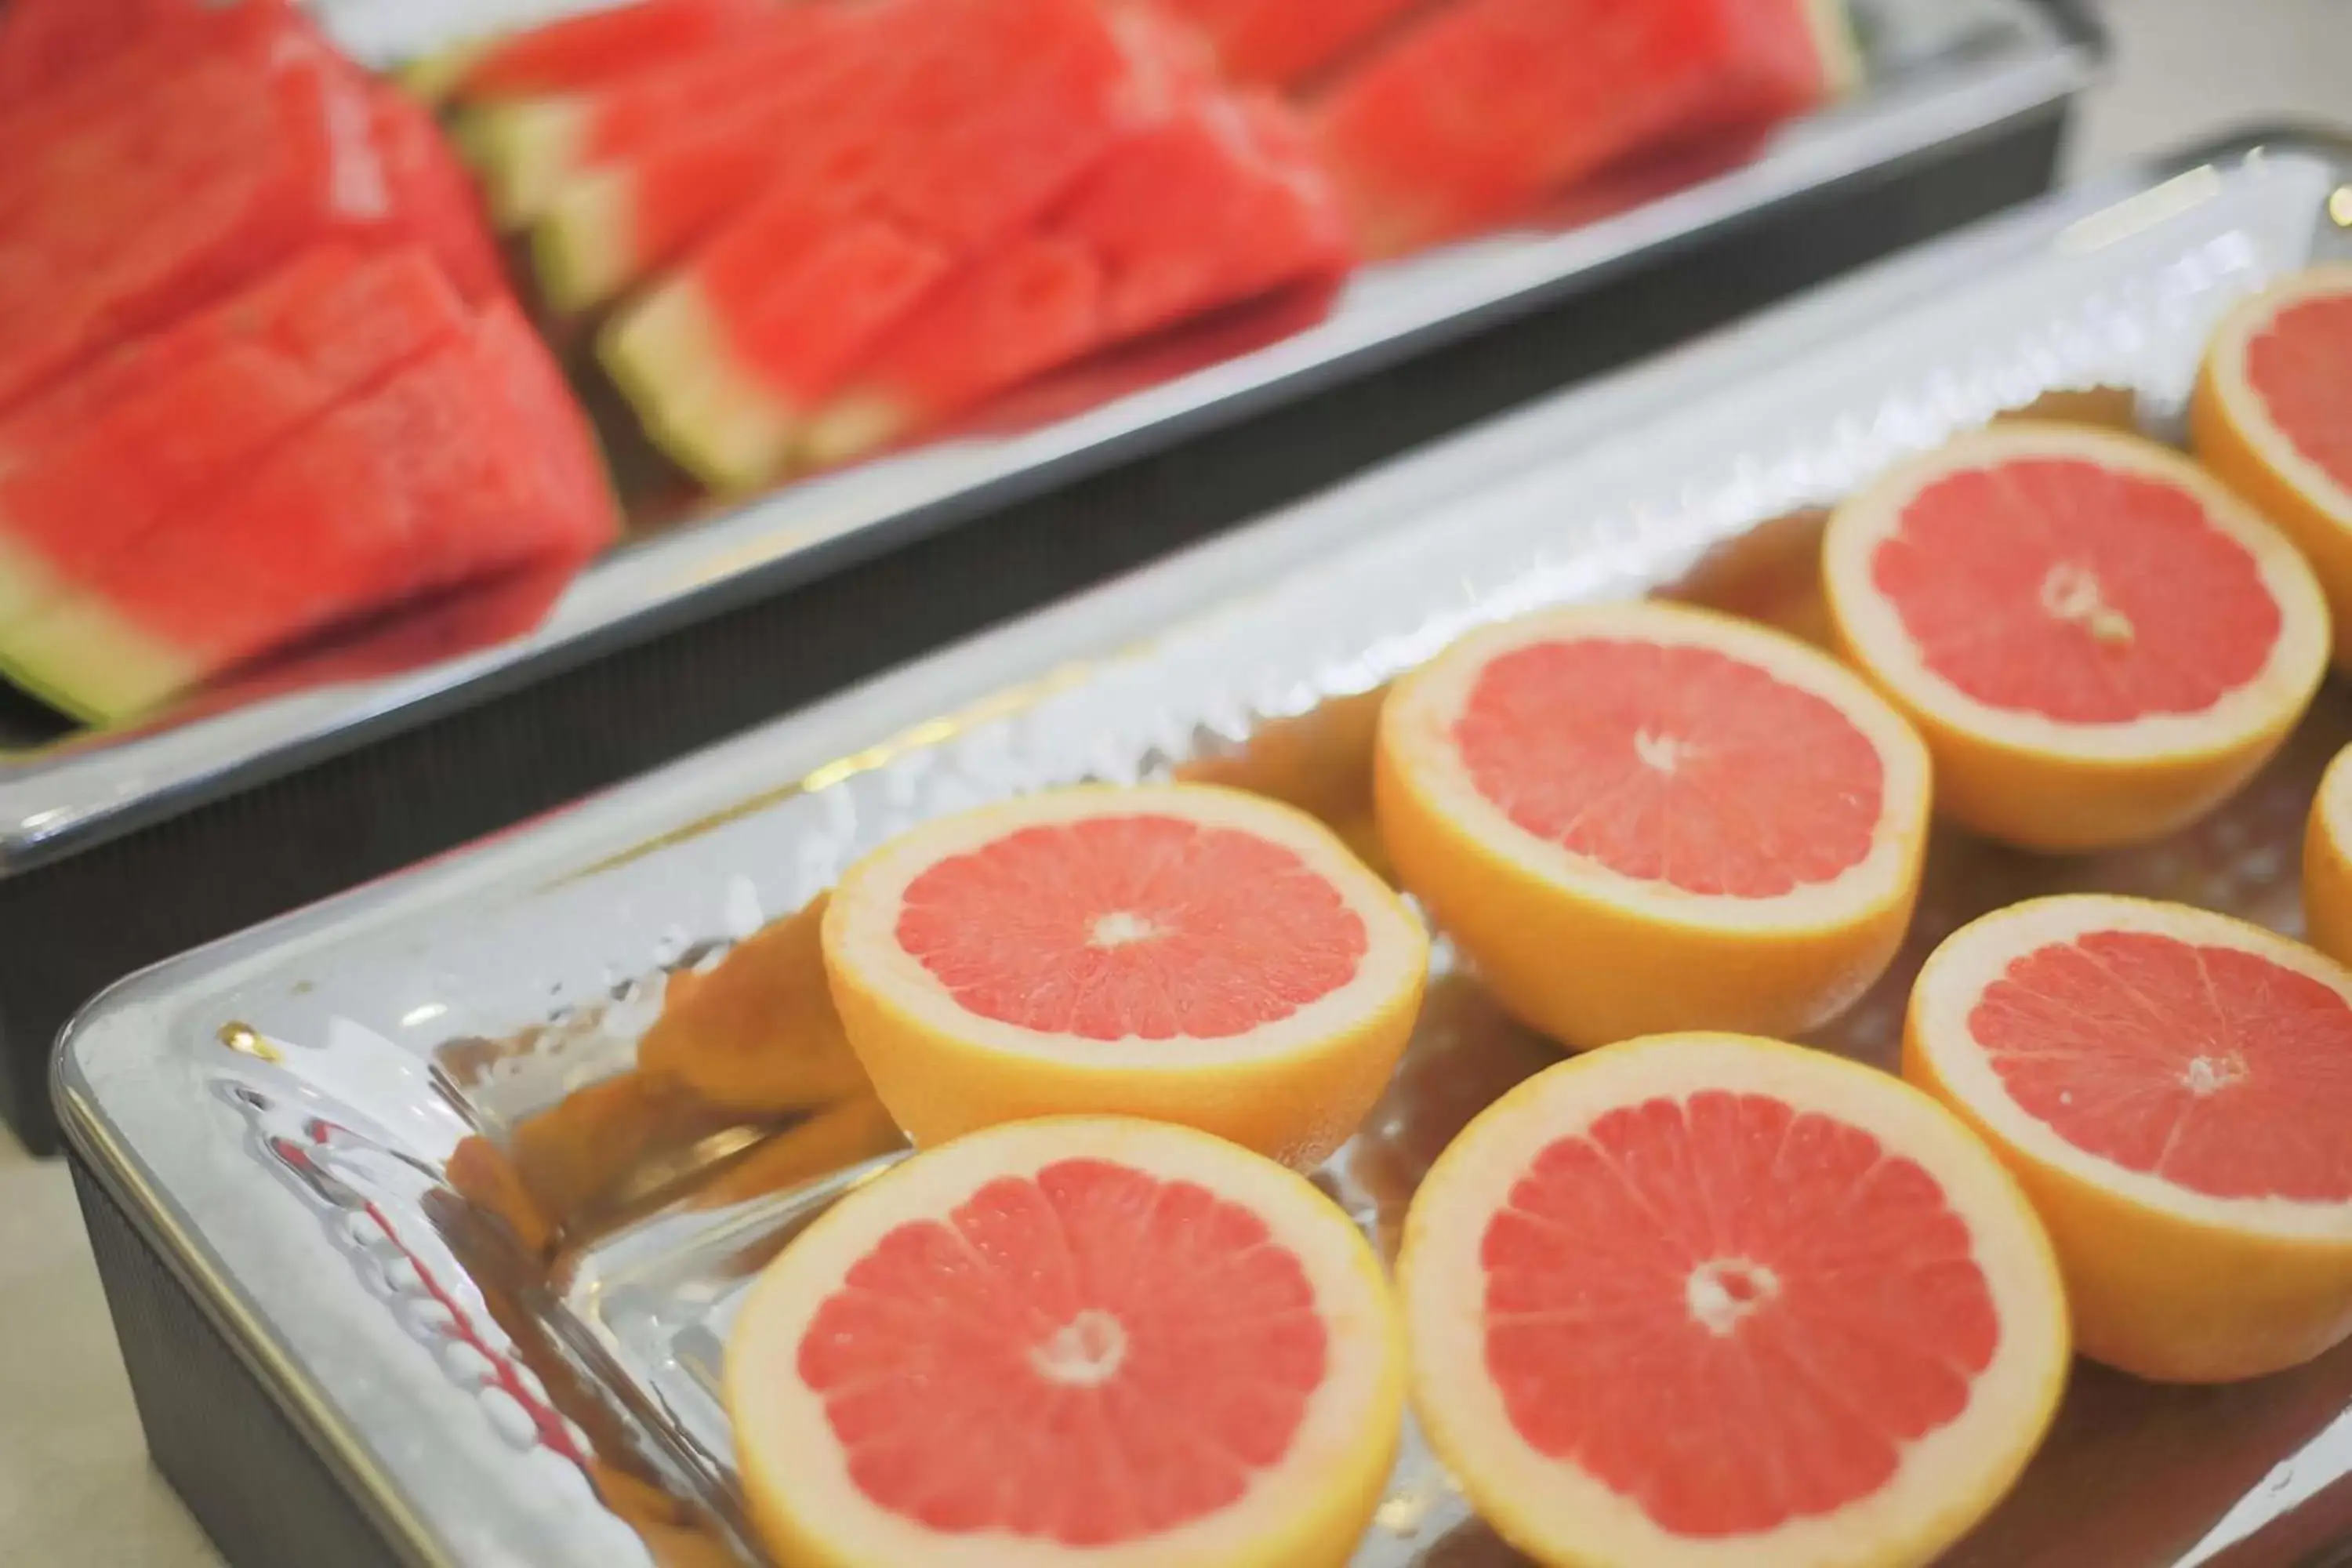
[533,172,640,315]
[0,592,191,724]
[466,97,590,229]
[600,282,800,494]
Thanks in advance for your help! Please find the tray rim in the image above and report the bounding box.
[0,0,2100,878]
[62,118,2352,1568]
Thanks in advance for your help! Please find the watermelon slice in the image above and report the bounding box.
[598,0,1156,492]
[806,88,1351,466]
[0,246,472,630]
[1313,0,1857,255]
[0,301,617,723]
[467,2,881,230]
[1146,0,1425,86]
[433,0,778,105]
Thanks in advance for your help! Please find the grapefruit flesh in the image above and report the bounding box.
[0,246,470,632]
[820,784,1427,1169]
[1312,0,1853,255]
[1907,895,2352,1382]
[806,87,1350,466]
[1823,423,2330,851]
[1400,1033,2068,1568]
[0,299,616,722]
[1151,0,1425,86]
[728,1116,1404,1567]
[1374,600,1929,1051]
[446,0,775,103]
[2193,266,2352,668]
[2304,743,2352,968]
[597,0,1149,489]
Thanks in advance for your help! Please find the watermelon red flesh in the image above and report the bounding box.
[0,0,209,103]
[0,246,472,625]
[368,82,510,305]
[0,7,395,412]
[450,0,778,103]
[1146,0,1426,85]
[1312,0,1838,255]
[809,88,1350,462]
[0,299,615,720]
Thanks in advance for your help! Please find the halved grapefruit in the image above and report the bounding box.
[1399,1033,2069,1568]
[2193,265,2352,667]
[2304,744,2352,967]
[727,1116,1404,1568]
[820,784,1427,1169]
[1374,599,1930,1052]
[1906,894,2352,1382]
[1823,422,2330,851]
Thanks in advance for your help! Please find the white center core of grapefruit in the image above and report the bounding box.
[1632,730,1688,775]
[2037,561,2135,644]
[2183,1054,2248,1096]
[1087,911,1157,949]
[1684,1258,1778,1336]
[1030,1309,1128,1387]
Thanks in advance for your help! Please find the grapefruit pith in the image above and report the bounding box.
[820,783,1428,1169]
[1374,599,1930,1051]
[2304,744,2352,967]
[1823,422,2330,851]
[2192,264,2352,667]
[727,1116,1405,1568]
[1399,1033,2068,1568]
[1906,894,2352,1382]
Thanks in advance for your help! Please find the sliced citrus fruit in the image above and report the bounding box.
[728,1115,1405,1568]
[2306,744,2352,967]
[2193,264,2352,667]
[1374,599,1929,1052]
[820,783,1427,1169]
[1906,893,2352,1382]
[1399,1033,2068,1568]
[1823,421,2330,851]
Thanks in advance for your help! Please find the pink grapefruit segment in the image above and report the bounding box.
[1907,895,2352,1382]
[728,1116,1405,1568]
[1824,423,2330,851]
[807,87,1350,466]
[2193,266,2352,669]
[1376,600,1929,1051]
[821,784,1427,1169]
[1312,0,1853,254]
[1401,1033,2068,1568]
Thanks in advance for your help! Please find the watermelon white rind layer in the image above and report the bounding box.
[800,393,912,471]
[601,282,801,494]
[533,172,641,315]
[1805,0,1864,97]
[394,37,499,106]
[0,593,194,726]
[0,524,64,629]
[466,97,589,229]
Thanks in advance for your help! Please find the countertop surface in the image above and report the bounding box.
[4,2,2348,1563]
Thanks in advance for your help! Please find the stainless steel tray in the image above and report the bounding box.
[0,0,2097,874]
[60,130,2352,1568]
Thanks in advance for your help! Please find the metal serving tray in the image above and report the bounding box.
[60,129,2352,1568]
[0,0,2097,873]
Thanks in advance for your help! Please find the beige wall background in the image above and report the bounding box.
[1,2,2347,1564]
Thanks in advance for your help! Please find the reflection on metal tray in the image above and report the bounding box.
[0,0,2096,874]
[60,129,2352,1568]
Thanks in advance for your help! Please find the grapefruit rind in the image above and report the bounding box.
[1399,1033,2069,1568]
[2192,264,2352,669]
[1823,422,2332,851]
[2305,746,2352,968]
[1375,600,1930,1051]
[601,281,800,494]
[1907,895,2352,1383]
[822,783,1429,1170]
[726,1116,1406,1568]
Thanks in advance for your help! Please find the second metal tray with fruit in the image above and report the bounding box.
[58,128,2352,1567]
